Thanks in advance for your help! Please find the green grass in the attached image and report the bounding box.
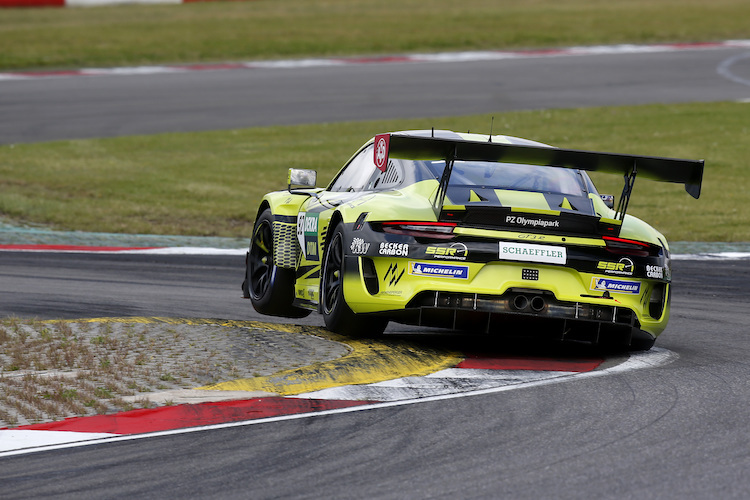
[1,101,746,242]
[1,0,749,71]
[2,0,748,242]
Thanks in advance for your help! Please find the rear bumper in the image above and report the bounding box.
[343,255,669,345]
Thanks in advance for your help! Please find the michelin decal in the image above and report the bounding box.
[409,262,469,279]
[591,277,641,295]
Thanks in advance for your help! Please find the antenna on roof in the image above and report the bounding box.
[488,116,494,142]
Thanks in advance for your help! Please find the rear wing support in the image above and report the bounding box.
[615,164,637,220]
[433,148,457,212]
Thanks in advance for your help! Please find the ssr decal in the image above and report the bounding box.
[590,277,641,295]
[409,262,469,280]
[350,237,370,255]
[499,242,566,264]
[597,258,634,276]
[379,242,409,257]
[646,265,665,279]
[425,242,468,261]
[297,212,320,261]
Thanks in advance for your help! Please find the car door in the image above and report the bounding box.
[293,144,381,304]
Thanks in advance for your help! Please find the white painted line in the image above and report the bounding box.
[717,52,750,87]
[120,247,246,256]
[2,243,749,259]
[0,430,118,452]
[672,252,750,261]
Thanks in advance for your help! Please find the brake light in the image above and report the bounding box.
[381,221,456,240]
[603,236,653,257]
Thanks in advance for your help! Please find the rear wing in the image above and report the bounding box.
[379,132,704,219]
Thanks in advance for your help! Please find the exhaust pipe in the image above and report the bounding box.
[512,294,529,311]
[530,295,546,312]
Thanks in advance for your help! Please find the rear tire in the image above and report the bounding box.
[243,209,310,318]
[320,224,387,336]
[628,334,656,351]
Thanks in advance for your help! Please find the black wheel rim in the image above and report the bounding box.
[322,232,343,314]
[249,219,273,300]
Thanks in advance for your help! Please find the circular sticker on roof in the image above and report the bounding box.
[374,134,390,172]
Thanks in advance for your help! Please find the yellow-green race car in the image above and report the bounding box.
[242,130,703,350]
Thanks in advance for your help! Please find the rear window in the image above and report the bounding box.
[420,160,587,196]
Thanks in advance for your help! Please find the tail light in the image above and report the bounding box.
[603,236,655,257]
[381,221,456,240]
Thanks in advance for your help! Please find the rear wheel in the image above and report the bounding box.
[628,333,656,351]
[321,224,387,336]
[243,209,310,318]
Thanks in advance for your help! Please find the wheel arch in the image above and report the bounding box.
[323,210,345,253]
[255,200,271,221]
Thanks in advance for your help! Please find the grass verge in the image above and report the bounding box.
[1,101,748,241]
[1,0,749,71]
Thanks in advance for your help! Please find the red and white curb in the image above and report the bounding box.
[0,244,245,255]
[1,40,749,82]
[295,355,604,402]
[0,348,676,457]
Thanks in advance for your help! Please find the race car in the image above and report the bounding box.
[242,130,703,350]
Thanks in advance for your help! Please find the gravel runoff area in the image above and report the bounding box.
[0,318,350,428]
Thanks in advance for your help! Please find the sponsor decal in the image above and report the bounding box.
[350,237,370,255]
[505,215,560,229]
[425,242,468,261]
[409,262,469,280]
[379,242,409,257]
[517,234,546,240]
[374,134,390,172]
[498,242,566,265]
[384,263,405,287]
[297,212,320,260]
[646,265,665,279]
[597,258,634,276]
[590,277,642,295]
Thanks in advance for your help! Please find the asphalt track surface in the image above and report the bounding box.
[2,44,750,144]
[1,254,750,498]
[3,45,750,498]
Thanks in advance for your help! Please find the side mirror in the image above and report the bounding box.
[600,194,615,210]
[288,168,317,190]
